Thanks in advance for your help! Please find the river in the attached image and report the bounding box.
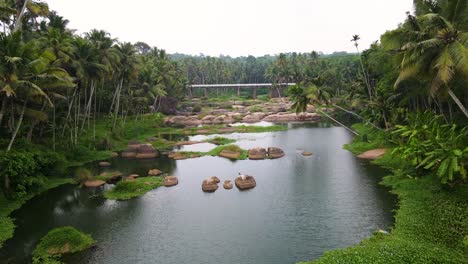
[0,122,396,264]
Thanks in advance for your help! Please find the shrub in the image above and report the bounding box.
[392,112,468,186]
[0,150,65,199]
[74,168,93,184]
[192,104,202,113]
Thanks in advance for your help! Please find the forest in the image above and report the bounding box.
[0,0,467,263]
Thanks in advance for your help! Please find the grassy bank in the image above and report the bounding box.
[104,177,163,200]
[302,124,468,264]
[0,178,74,248]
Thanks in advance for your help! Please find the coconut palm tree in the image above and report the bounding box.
[382,0,468,118]
[112,42,138,130]
[351,34,373,99]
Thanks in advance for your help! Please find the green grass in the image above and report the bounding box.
[206,144,248,160]
[169,144,248,161]
[0,178,74,248]
[94,171,122,182]
[103,177,163,200]
[343,123,391,154]
[32,226,95,264]
[150,138,176,150]
[204,137,236,145]
[301,123,468,264]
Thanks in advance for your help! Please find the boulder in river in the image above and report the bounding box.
[242,112,267,123]
[235,175,256,190]
[262,112,321,122]
[111,152,119,158]
[202,177,219,192]
[248,148,267,160]
[201,115,216,124]
[219,149,241,159]
[121,151,136,158]
[211,176,220,183]
[84,180,106,188]
[165,115,202,126]
[127,141,141,151]
[148,169,162,176]
[267,147,285,159]
[357,149,387,160]
[136,144,159,159]
[223,180,233,190]
[99,161,111,167]
[164,176,179,187]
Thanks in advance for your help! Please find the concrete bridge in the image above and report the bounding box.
[187,83,296,98]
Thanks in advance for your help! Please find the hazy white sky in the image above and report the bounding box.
[46,0,413,56]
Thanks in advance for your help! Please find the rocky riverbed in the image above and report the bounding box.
[164,99,328,126]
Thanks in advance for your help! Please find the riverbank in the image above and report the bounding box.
[0,178,74,248]
[305,124,468,264]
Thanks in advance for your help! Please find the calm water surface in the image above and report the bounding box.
[0,123,396,264]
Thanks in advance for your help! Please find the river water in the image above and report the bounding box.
[0,123,396,264]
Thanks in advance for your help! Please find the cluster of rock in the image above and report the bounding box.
[248,147,285,160]
[84,171,123,188]
[235,175,256,190]
[202,176,220,192]
[202,175,256,192]
[164,112,321,126]
[121,141,159,159]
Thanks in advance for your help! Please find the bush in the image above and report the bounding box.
[192,104,202,113]
[74,168,93,184]
[392,112,468,186]
[0,150,65,199]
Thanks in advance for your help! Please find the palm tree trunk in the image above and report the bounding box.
[61,87,77,136]
[448,89,468,119]
[81,80,95,131]
[112,78,124,131]
[14,0,29,32]
[0,96,7,126]
[7,100,27,151]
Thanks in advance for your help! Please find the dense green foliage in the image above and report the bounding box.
[306,123,468,264]
[103,177,163,200]
[392,112,468,185]
[0,149,65,199]
[32,226,95,264]
[176,51,360,98]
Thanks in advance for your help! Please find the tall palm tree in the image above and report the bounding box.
[351,34,373,99]
[382,0,468,118]
[112,42,138,130]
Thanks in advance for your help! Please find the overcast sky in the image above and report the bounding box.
[46,0,413,57]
